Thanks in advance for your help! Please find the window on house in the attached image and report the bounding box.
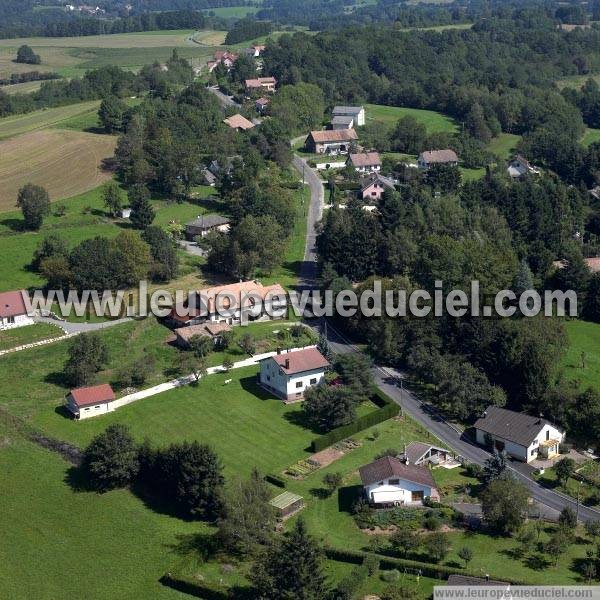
[266,375,271,381]
[84,408,90,411]
[94,406,100,409]
[296,382,303,388]
[546,430,550,440]
[310,378,317,384]
[389,479,400,485]
[7,316,14,324]
[531,449,536,456]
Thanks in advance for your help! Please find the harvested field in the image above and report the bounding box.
[1,80,45,95]
[0,129,116,210]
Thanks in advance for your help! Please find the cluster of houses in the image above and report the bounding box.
[207,45,266,73]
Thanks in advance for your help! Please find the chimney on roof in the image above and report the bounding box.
[284,358,290,369]
[404,444,408,464]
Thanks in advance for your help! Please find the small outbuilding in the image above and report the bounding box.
[269,491,304,519]
[66,384,116,420]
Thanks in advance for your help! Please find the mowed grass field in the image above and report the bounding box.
[561,318,600,391]
[582,127,600,147]
[486,132,521,159]
[366,103,457,133]
[0,128,116,211]
[1,80,44,95]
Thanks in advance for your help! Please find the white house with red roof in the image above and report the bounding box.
[259,346,330,402]
[65,384,116,420]
[0,290,34,330]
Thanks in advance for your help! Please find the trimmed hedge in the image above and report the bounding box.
[310,388,400,452]
[323,547,531,585]
[159,574,229,600]
[265,473,286,488]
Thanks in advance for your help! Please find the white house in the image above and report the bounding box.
[259,346,330,402]
[332,106,365,127]
[507,154,540,178]
[0,290,34,330]
[359,456,440,506]
[474,405,565,463]
[66,384,116,420]
[168,280,287,327]
[417,149,459,169]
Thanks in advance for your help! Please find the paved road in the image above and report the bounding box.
[293,156,600,522]
[207,85,240,108]
[34,315,132,334]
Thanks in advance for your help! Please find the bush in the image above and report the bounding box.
[363,554,379,576]
[381,569,400,583]
[265,473,286,488]
[424,515,441,531]
[464,462,484,479]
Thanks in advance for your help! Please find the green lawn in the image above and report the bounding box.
[535,465,599,507]
[203,5,259,17]
[582,128,600,147]
[0,430,195,600]
[365,103,458,134]
[486,133,521,159]
[561,319,600,391]
[0,322,64,351]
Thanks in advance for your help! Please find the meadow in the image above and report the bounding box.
[582,127,600,147]
[0,322,64,351]
[486,132,521,159]
[202,6,259,18]
[1,80,44,95]
[561,318,600,391]
[0,129,116,210]
[366,103,458,133]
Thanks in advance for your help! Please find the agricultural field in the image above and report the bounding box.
[561,318,600,391]
[365,103,458,134]
[0,129,116,211]
[0,80,44,95]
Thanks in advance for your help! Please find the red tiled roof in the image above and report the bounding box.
[223,114,255,131]
[246,77,277,88]
[270,347,330,375]
[359,456,437,488]
[69,384,115,408]
[349,152,381,167]
[0,290,28,318]
[309,128,358,143]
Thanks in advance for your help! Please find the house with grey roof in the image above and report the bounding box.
[185,215,231,240]
[474,405,565,463]
[417,149,459,169]
[332,115,355,130]
[401,442,452,466]
[332,105,365,126]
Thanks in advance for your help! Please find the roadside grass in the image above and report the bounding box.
[365,103,458,134]
[561,319,600,390]
[486,133,521,159]
[0,322,64,351]
[535,466,599,507]
[0,429,195,600]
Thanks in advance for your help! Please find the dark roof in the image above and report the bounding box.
[269,347,330,375]
[332,115,354,125]
[360,173,395,192]
[0,290,28,318]
[474,405,562,447]
[332,105,364,115]
[403,442,448,465]
[359,456,437,488]
[447,575,509,587]
[186,215,231,230]
[69,384,115,408]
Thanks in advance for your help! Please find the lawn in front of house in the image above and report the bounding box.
[534,464,600,507]
[0,429,196,600]
[561,319,600,391]
[365,104,458,134]
[0,322,64,351]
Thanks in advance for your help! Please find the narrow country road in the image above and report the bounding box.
[33,315,132,334]
[294,153,600,523]
[207,85,240,108]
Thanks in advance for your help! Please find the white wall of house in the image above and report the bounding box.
[259,360,326,401]
[204,296,287,325]
[475,423,564,463]
[333,108,365,126]
[353,164,381,173]
[364,478,438,505]
[0,313,34,330]
[66,396,115,420]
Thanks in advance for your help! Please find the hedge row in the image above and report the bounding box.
[323,547,530,585]
[310,389,400,452]
[265,473,286,488]
[159,574,229,600]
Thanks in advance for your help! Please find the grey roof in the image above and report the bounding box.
[186,214,230,229]
[447,575,509,587]
[269,491,303,509]
[360,173,395,192]
[420,149,458,163]
[474,405,562,448]
[359,456,437,488]
[332,115,354,125]
[403,441,448,465]
[332,105,364,115]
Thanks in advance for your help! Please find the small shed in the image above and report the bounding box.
[269,491,304,519]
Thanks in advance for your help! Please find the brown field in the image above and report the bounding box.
[0,46,82,79]
[0,129,116,210]
[0,80,44,95]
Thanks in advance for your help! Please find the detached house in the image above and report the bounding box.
[306,129,358,155]
[474,405,565,463]
[223,114,255,131]
[0,290,33,330]
[507,155,540,178]
[359,456,440,506]
[332,105,365,127]
[245,77,277,94]
[66,384,116,420]
[360,173,395,201]
[348,152,381,173]
[185,215,231,240]
[332,115,354,130]
[259,346,330,402]
[417,149,458,169]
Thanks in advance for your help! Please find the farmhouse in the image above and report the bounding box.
[259,346,330,402]
[174,322,232,349]
[360,173,395,201]
[223,114,255,131]
[332,105,365,127]
[332,115,354,130]
[0,290,33,330]
[66,384,116,420]
[417,149,459,169]
[245,77,277,93]
[507,154,540,178]
[306,129,358,155]
[213,50,239,69]
[359,456,440,506]
[185,215,231,240]
[348,152,381,173]
[401,442,452,466]
[474,405,565,463]
[168,280,287,327]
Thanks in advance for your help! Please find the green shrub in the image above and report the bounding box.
[381,569,400,582]
[265,473,286,488]
[363,554,380,576]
